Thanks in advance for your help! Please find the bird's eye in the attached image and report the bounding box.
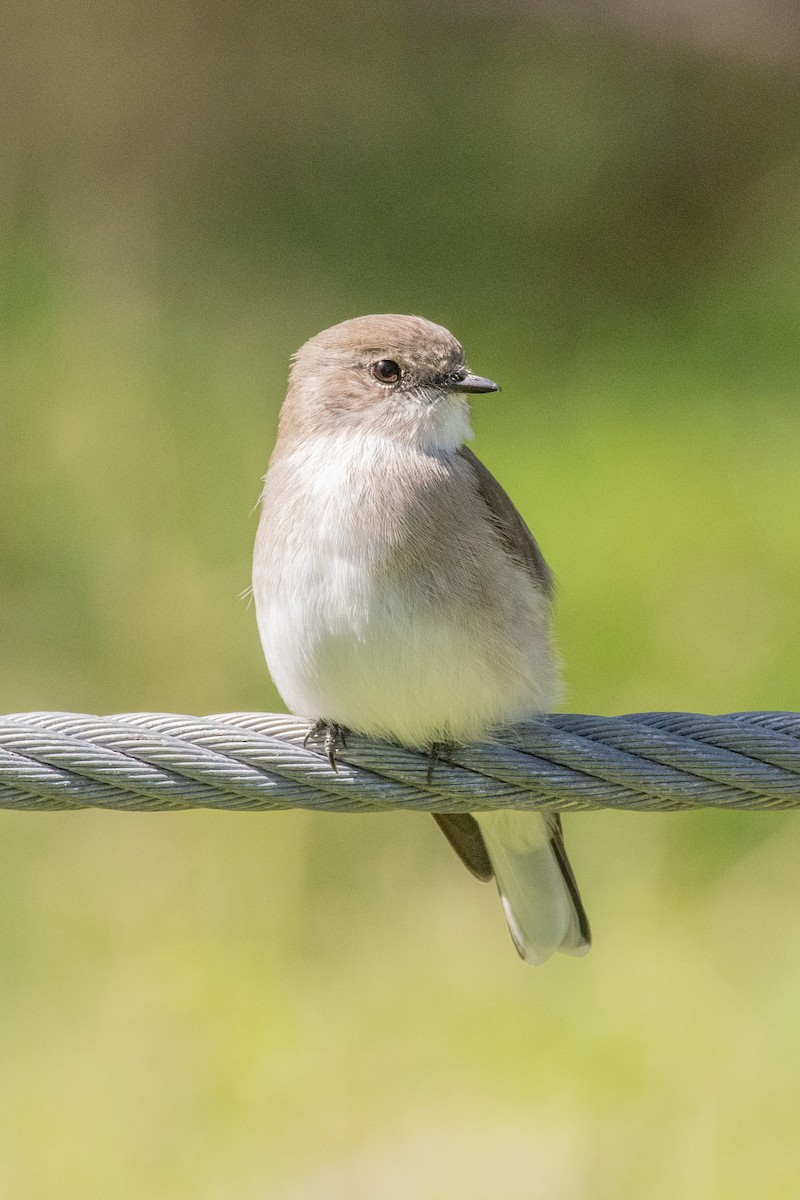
[371,359,402,384]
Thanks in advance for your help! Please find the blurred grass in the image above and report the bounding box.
[3,2,800,1197]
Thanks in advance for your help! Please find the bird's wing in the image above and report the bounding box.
[456,446,553,598]
[432,813,494,881]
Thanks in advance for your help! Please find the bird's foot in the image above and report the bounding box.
[426,741,456,785]
[303,719,348,772]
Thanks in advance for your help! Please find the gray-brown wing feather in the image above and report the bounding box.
[432,814,494,882]
[434,449,556,899]
[456,445,553,599]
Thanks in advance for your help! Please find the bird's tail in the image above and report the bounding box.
[474,810,590,964]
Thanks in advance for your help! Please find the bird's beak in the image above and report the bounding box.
[451,372,501,394]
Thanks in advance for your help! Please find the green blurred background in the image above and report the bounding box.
[3,2,800,1196]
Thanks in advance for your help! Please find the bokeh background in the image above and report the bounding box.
[3,1,800,1196]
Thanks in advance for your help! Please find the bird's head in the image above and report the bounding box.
[282,314,499,451]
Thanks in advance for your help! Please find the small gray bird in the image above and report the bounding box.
[253,314,590,963]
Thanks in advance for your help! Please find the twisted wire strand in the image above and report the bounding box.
[0,711,799,812]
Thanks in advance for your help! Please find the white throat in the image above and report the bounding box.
[418,394,473,453]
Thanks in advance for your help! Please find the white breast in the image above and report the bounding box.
[253,432,558,747]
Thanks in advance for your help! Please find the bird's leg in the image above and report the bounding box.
[323,724,339,771]
[426,741,456,785]
[303,719,348,772]
[302,718,325,750]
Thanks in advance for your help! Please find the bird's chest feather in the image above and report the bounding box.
[260,437,464,626]
[253,434,555,740]
[265,442,417,622]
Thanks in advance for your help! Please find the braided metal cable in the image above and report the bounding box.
[0,711,799,812]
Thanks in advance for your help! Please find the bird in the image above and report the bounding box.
[252,314,590,963]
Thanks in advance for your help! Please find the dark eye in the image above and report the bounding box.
[371,359,402,384]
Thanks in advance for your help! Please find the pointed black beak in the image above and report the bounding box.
[450,372,500,394]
